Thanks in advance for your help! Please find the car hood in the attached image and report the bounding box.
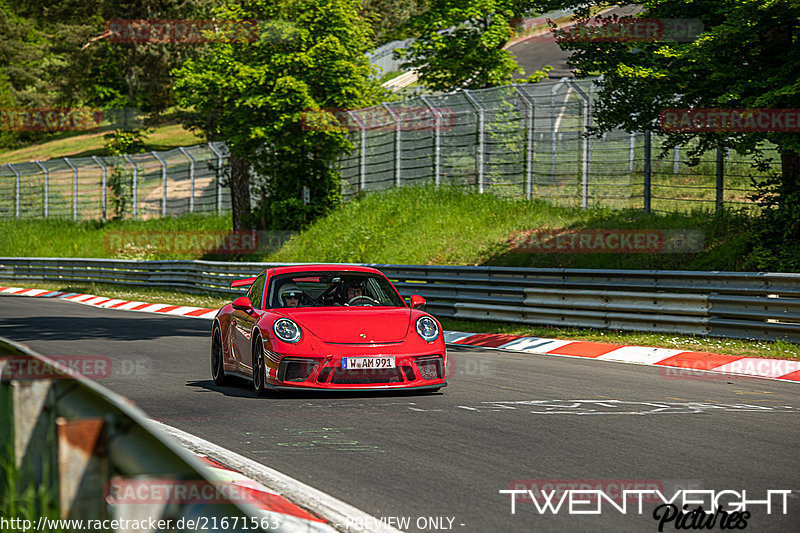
[283,307,412,343]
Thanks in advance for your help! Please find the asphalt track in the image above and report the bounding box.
[1,296,799,532]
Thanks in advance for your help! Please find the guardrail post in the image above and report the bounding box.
[420,95,442,187]
[347,111,367,192]
[64,157,78,221]
[92,156,107,221]
[208,142,224,214]
[123,155,138,219]
[463,91,485,193]
[12,379,57,493]
[35,160,49,218]
[57,417,108,519]
[8,163,20,218]
[178,147,196,213]
[716,144,724,213]
[512,85,536,200]
[643,131,652,213]
[152,151,168,217]
[383,104,402,188]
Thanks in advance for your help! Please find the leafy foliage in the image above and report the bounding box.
[174,0,383,231]
[553,0,800,270]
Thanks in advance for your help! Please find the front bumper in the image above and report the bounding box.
[267,353,447,390]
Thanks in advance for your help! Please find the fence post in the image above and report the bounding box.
[178,147,195,213]
[673,146,680,174]
[347,111,367,192]
[8,164,20,218]
[550,78,569,181]
[92,156,107,221]
[567,80,591,208]
[420,95,442,187]
[512,85,535,200]
[629,132,636,172]
[716,145,724,213]
[382,104,402,188]
[123,155,138,220]
[643,131,652,214]
[207,142,224,214]
[463,91,485,193]
[35,160,49,218]
[151,151,167,217]
[64,157,78,222]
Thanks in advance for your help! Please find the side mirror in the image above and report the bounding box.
[232,296,253,312]
[410,294,426,310]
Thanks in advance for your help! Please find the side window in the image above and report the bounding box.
[247,274,266,309]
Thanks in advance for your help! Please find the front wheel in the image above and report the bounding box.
[252,336,269,396]
[211,327,229,386]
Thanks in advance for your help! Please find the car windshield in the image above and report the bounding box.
[268,272,406,309]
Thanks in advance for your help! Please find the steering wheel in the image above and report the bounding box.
[346,295,381,306]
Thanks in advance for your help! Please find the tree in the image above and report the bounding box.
[173,0,382,231]
[551,0,800,270]
[399,0,547,91]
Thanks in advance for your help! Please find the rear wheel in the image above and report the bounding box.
[211,327,229,386]
[252,336,269,396]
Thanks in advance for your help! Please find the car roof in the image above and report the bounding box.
[263,264,385,277]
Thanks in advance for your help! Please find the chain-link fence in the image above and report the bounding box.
[0,142,231,220]
[341,78,779,213]
[1,79,781,221]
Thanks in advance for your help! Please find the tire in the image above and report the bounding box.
[252,336,269,397]
[211,327,229,386]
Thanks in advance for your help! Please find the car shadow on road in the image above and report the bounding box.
[186,379,445,400]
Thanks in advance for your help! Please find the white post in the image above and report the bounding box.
[420,95,442,187]
[629,132,636,172]
[123,155,138,219]
[35,160,49,218]
[178,147,195,213]
[673,145,680,174]
[64,157,78,221]
[8,163,20,218]
[91,156,107,221]
[207,142,224,214]
[151,151,168,217]
[550,78,568,180]
[382,104,402,188]
[463,90,485,193]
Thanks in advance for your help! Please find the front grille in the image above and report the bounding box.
[278,358,318,382]
[330,368,404,384]
[416,356,444,380]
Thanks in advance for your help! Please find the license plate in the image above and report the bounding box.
[342,357,395,369]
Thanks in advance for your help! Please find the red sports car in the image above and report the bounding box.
[211,265,447,394]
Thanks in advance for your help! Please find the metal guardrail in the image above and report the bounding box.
[0,336,285,532]
[1,258,799,342]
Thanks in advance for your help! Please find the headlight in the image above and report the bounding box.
[415,316,439,342]
[273,318,302,343]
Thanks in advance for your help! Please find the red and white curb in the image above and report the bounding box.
[3,285,798,384]
[0,286,218,319]
[444,331,800,383]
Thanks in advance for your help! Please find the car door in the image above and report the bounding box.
[232,273,266,373]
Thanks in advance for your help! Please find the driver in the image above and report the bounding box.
[279,283,304,307]
[347,283,364,301]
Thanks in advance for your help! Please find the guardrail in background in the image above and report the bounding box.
[0,336,286,532]
[1,258,798,342]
